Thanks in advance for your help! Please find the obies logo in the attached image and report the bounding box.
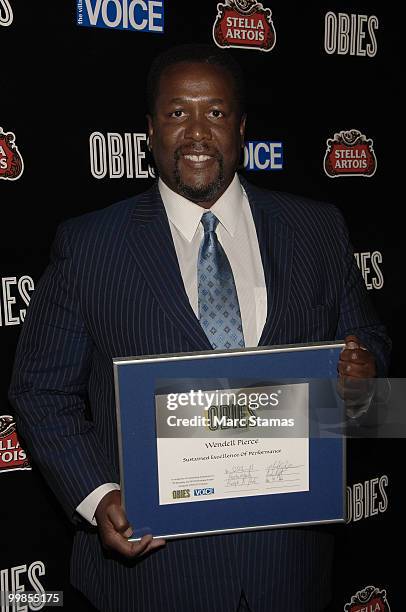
[346,475,388,524]
[89,131,155,179]
[324,129,376,178]
[172,489,190,500]
[324,12,378,57]
[344,585,391,612]
[213,0,276,52]
[0,415,31,474]
[0,0,13,26]
[0,126,24,180]
[77,0,164,33]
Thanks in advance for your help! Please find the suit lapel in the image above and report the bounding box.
[242,179,295,347]
[125,184,212,351]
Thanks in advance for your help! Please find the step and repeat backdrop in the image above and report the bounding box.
[1,1,402,610]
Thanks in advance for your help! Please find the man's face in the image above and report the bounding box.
[147,61,246,207]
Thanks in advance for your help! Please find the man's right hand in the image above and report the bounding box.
[94,490,166,558]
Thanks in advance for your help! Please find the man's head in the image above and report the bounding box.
[146,44,246,208]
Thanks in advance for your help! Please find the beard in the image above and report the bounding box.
[173,148,225,203]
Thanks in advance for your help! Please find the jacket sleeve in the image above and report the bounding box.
[333,208,391,376]
[8,223,118,523]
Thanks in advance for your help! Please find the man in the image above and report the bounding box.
[9,45,390,612]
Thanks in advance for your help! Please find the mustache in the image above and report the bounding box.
[174,146,222,160]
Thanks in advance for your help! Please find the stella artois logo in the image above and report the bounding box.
[213,0,276,52]
[0,126,24,180]
[344,585,391,612]
[344,586,391,612]
[0,415,31,473]
[324,129,377,178]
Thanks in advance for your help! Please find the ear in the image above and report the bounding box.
[239,113,247,148]
[146,114,153,150]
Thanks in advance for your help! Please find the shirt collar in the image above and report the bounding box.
[158,174,243,242]
[211,174,243,238]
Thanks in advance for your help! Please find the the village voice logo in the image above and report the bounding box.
[213,0,275,51]
[324,12,378,57]
[244,141,283,171]
[344,585,391,611]
[324,129,376,177]
[77,0,164,32]
[0,415,31,473]
[0,0,13,26]
[0,126,24,180]
[194,488,215,496]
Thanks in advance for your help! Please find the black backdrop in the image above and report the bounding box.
[1,1,402,610]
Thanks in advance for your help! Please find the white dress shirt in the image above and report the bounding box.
[160,174,267,345]
[76,173,267,525]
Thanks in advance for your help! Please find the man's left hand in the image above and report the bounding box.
[337,335,376,414]
[338,334,376,379]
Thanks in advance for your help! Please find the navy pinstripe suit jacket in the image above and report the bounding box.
[9,178,390,612]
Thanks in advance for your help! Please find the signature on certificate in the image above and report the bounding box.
[225,464,259,488]
[265,460,302,483]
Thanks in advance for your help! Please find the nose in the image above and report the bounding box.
[184,114,211,142]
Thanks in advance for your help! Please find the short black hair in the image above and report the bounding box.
[146,43,246,116]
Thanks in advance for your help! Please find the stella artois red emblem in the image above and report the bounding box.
[213,0,276,52]
[344,585,391,612]
[0,126,24,180]
[0,415,31,473]
[324,129,377,178]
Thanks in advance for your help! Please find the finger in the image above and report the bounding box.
[343,335,361,350]
[99,506,139,554]
[102,531,154,558]
[343,335,370,352]
[337,376,371,399]
[339,350,375,372]
[107,505,132,535]
[129,534,155,555]
[123,535,165,558]
[339,348,373,364]
[338,361,375,378]
[122,525,134,539]
[339,359,375,377]
[138,538,166,557]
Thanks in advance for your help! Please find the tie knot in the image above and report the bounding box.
[201,211,219,235]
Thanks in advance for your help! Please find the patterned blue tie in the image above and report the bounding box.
[198,211,245,349]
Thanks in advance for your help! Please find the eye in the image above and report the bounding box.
[170,110,186,118]
[208,109,224,118]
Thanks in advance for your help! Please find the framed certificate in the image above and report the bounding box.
[113,341,346,540]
